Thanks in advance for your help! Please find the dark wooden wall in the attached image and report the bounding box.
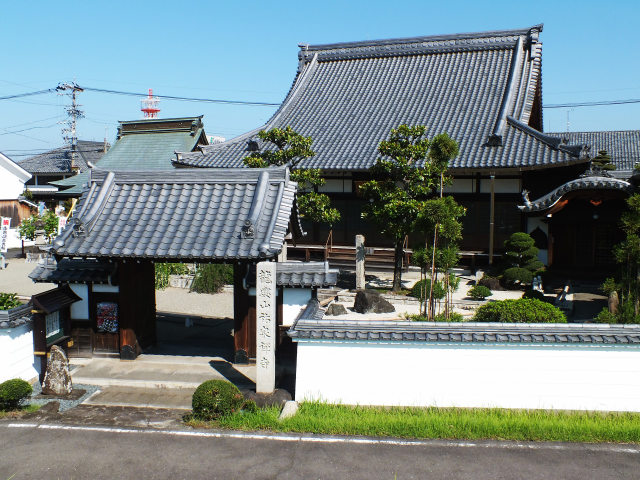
[117,261,156,359]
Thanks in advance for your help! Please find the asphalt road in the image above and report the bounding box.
[1,423,638,480]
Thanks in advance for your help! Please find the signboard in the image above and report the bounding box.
[0,217,10,253]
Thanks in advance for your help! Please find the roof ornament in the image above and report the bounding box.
[241,221,255,239]
[521,189,532,207]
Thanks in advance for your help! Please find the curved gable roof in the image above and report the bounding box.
[176,25,578,172]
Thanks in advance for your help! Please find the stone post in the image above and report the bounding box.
[256,261,276,394]
[356,235,365,290]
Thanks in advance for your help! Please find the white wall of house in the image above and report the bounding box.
[0,153,30,200]
[0,324,39,383]
[283,289,312,327]
[295,341,640,412]
[70,284,89,320]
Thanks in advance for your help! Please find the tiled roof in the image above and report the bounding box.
[29,257,116,284]
[52,167,303,261]
[32,285,82,315]
[175,25,590,172]
[0,303,32,329]
[547,130,640,173]
[288,319,640,344]
[18,141,107,174]
[248,261,339,287]
[52,117,207,195]
[518,175,633,212]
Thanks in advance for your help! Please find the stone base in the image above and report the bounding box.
[241,388,292,408]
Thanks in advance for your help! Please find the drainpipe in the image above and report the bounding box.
[489,173,495,265]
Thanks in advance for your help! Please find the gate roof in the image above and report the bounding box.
[52,166,302,262]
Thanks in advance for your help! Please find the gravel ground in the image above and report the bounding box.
[29,382,101,412]
[155,287,233,318]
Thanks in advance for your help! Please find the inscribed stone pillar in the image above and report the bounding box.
[356,235,365,290]
[256,261,276,393]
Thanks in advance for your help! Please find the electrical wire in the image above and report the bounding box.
[79,86,280,107]
[0,89,55,100]
[543,98,640,108]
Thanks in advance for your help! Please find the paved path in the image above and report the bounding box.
[1,420,638,480]
[0,255,54,298]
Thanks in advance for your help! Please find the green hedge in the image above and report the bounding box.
[468,285,492,300]
[190,264,233,294]
[409,279,446,301]
[474,299,566,323]
[0,379,32,410]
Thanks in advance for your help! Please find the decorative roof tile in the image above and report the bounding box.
[288,319,640,345]
[248,261,338,288]
[51,167,302,261]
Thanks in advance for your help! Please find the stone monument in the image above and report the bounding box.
[42,345,73,396]
[256,261,276,394]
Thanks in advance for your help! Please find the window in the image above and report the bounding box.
[45,311,61,338]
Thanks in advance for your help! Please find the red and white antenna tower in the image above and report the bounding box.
[141,88,160,118]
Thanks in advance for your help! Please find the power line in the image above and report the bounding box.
[0,89,55,100]
[543,98,640,109]
[79,86,280,107]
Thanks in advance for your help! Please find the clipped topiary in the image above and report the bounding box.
[502,267,533,289]
[410,279,446,301]
[0,378,33,410]
[522,289,545,301]
[468,285,492,300]
[192,379,245,420]
[474,298,566,323]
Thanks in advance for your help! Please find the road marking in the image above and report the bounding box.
[5,423,639,454]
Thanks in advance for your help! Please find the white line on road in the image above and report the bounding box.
[5,423,640,454]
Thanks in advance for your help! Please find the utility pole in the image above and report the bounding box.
[57,82,84,173]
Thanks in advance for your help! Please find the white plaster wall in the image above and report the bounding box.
[92,284,118,293]
[70,284,89,320]
[6,228,25,250]
[283,289,312,327]
[295,341,640,412]
[0,170,27,200]
[443,179,474,193]
[0,324,39,383]
[480,178,521,193]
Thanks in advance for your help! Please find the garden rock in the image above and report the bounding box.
[242,388,292,408]
[42,345,73,396]
[326,303,348,316]
[354,290,395,314]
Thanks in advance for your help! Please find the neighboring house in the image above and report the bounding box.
[18,141,108,200]
[174,25,640,270]
[52,116,208,197]
[0,152,33,249]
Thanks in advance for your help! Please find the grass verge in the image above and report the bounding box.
[185,402,640,444]
[0,404,40,419]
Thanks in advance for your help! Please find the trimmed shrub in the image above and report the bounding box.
[468,285,492,300]
[478,275,502,291]
[522,289,545,301]
[190,264,233,294]
[408,312,465,322]
[594,308,617,324]
[0,293,21,310]
[409,279,446,301]
[154,263,189,290]
[192,380,245,420]
[502,267,533,289]
[0,379,33,410]
[474,298,566,323]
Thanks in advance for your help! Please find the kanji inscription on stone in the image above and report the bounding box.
[256,261,276,393]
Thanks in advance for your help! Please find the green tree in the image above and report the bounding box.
[611,194,640,319]
[18,210,59,242]
[360,125,459,292]
[501,232,544,288]
[591,150,616,172]
[243,127,339,226]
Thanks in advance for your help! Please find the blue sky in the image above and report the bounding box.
[1,0,639,159]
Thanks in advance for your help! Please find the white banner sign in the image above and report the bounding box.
[0,217,11,253]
